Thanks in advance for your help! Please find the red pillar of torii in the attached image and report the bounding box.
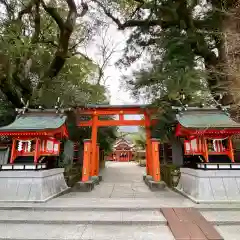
[77,105,160,182]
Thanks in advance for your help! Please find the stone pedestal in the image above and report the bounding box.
[73,180,95,192]
[73,175,103,192]
[143,175,166,191]
[176,168,240,203]
[0,168,68,202]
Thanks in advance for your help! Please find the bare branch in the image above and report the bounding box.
[91,0,123,28]
[68,37,85,51]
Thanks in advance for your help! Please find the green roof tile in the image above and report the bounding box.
[177,109,240,129]
[0,114,67,132]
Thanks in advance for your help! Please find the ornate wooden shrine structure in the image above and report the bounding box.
[174,107,240,169]
[0,101,78,170]
[77,104,161,183]
[107,138,135,162]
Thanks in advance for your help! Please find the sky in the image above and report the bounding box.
[101,29,132,105]
[95,26,142,132]
[79,1,148,106]
[85,24,136,105]
[84,19,143,132]
[74,0,148,106]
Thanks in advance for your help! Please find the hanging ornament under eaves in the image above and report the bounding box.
[18,141,23,151]
[27,140,31,152]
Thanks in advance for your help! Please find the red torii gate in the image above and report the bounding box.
[77,104,161,182]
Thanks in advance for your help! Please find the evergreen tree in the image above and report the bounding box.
[93,0,240,118]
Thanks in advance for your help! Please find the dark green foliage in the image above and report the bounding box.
[0,0,117,155]
[95,0,237,106]
[160,164,180,188]
[151,106,177,142]
[64,163,82,187]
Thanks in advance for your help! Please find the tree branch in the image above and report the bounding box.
[65,0,77,31]
[14,1,41,95]
[31,0,40,43]
[78,1,88,17]
[68,37,85,51]
[36,0,85,91]
[137,38,158,46]
[129,2,144,19]
[91,0,123,28]
[71,51,93,62]
[92,0,163,29]
[40,0,65,30]
[18,0,35,20]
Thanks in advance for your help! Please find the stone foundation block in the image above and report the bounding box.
[74,180,95,192]
[176,168,240,203]
[143,175,166,191]
[0,168,68,202]
[91,175,103,185]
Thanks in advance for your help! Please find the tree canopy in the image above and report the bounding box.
[93,0,240,118]
[0,0,118,152]
[1,0,240,148]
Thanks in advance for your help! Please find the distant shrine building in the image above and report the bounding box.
[106,138,135,162]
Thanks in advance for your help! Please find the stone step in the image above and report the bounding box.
[215,225,240,240]
[0,223,175,240]
[0,209,166,225]
[201,210,240,225]
[197,204,240,211]
[0,205,161,211]
[0,197,196,210]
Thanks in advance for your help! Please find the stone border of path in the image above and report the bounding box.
[0,168,70,202]
[176,168,240,204]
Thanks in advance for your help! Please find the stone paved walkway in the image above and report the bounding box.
[0,161,237,239]
[60,161,195,203]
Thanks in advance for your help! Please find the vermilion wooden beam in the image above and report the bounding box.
[79,120,144,127]
[78,119,158,127]
[77,107,157,115]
